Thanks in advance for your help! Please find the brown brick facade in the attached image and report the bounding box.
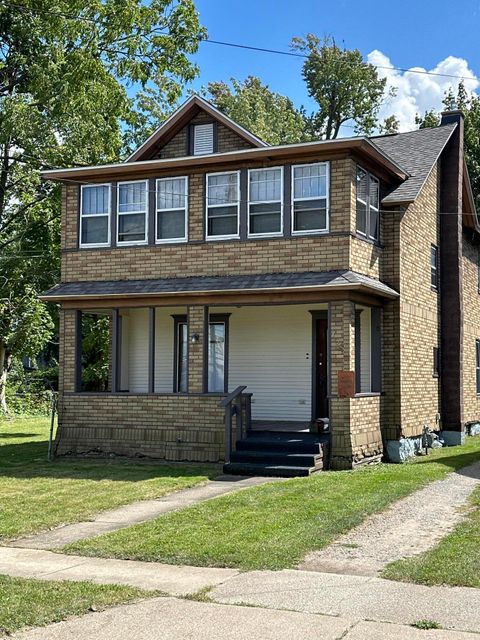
[462,233,480,423]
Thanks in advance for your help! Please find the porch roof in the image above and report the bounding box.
[40,270,399,302]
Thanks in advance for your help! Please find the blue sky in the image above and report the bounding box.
[185,0,480,131]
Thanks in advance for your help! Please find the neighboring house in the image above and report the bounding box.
[41,95,480,474]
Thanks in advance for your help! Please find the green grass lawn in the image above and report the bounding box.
[0,417,217,541]
[382,484,480,588]
[64,436,480,571]
[0,574,157,636]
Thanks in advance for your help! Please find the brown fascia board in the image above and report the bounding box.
[41,137,409,184]
[39,281,399,303]
[127,95,268,162]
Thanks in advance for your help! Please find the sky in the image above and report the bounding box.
[184,0,480,133]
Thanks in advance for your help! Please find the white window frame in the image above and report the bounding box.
[117,179,148,246]
[79,183,111,249]
[291,162,330,236]
[205,170,240,241]
[356,166,380,242]
[247,166,283,238]
[155,176,188,244]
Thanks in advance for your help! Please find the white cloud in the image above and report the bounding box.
[366,50,479,132]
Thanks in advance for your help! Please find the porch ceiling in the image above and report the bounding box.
[40,270,399,303]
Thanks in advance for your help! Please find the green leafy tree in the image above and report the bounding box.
[291,35,388,139]
[203,76,310,145]
[380,115,400,135]
[416,82,480,212]
[0,0,205,412]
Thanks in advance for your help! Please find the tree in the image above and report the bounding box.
[416,82,480,212]
[380,115,400,135]
[291,35,388,139]
[203,76,310,145]
[0,1,205,412]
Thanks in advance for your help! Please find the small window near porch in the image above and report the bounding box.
[355,306,381,394]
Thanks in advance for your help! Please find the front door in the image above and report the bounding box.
[314,318,329,420]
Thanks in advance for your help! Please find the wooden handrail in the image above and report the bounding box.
[218,385,247,408]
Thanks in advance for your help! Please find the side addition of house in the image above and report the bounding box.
[41,96,480,474]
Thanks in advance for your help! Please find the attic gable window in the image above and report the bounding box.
[192,123,215,155]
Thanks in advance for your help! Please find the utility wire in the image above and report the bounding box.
[3,1,477,83]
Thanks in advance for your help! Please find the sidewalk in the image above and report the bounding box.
[1,547,480,635]
[9,596,480,640]
[10,474,277,550]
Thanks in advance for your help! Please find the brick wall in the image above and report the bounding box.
[462,233,480,423]
[57,394,225,462]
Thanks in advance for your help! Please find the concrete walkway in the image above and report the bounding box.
[301,461,480,575]
[10,474,277,550]
[9,596,480,640]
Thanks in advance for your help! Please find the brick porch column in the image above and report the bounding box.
[187,305,208,393]
[59,308,78,394]
[329,300,356,469]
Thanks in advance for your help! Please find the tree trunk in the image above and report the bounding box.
[0,344,11,415]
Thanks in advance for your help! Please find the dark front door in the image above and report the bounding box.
[314,318,329,420]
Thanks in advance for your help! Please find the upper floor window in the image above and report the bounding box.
[248,167,283,237]
[356,166,379,241]
[206,171,240,240]
[292,162,329,234]
[431,244,439,291]
[117,180,148,245]
[80,184,110,247]
[193,123,214,155]
[156,177,188,243]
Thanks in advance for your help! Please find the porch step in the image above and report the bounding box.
[223,430,329,477]
[230,450,323,467]
[222,462,320,477]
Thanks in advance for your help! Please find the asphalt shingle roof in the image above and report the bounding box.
[370,123,457,204]
[41,270,398,300]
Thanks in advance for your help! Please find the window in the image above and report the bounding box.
[431,244,439,290]
[355,305,381,394]
[193,123,214,155]
[80,184,110,247]
[476,340,480,395]
[174,317,188,393]
[248,167,283,237]
[117,181,148,245]
[156,177,188,243]
[433,347,440,378]
[292,163,329,234]
[206,171,240,239]
[208,316,229,392]
[356,166,380,242]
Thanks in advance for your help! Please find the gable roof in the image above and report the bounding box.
[372,124,457,205]
[127,95,268,162]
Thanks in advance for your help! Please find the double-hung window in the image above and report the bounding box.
[476,340,480,395]
[292,162,329,234]
[80,184,110,247]
[156,177,188,243]
[248,167,283,237]
[206,171,240,239]
[356,166,380,241]
[117,180,148,245]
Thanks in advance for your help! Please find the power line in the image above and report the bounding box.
[3,2,477,83]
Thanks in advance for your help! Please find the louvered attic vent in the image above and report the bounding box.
[193,123,214,155]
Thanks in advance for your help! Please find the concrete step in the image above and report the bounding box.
[230,450,323,467]
[223,462,322,477]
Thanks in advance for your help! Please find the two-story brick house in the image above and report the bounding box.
[41,95,480,473]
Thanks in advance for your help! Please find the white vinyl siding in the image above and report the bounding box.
[224,305,326,421]
[119,308,149,392]
[193,123,214,155]
[358,307,372,393]
[79,184,110,247]
[156,177,188,243]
